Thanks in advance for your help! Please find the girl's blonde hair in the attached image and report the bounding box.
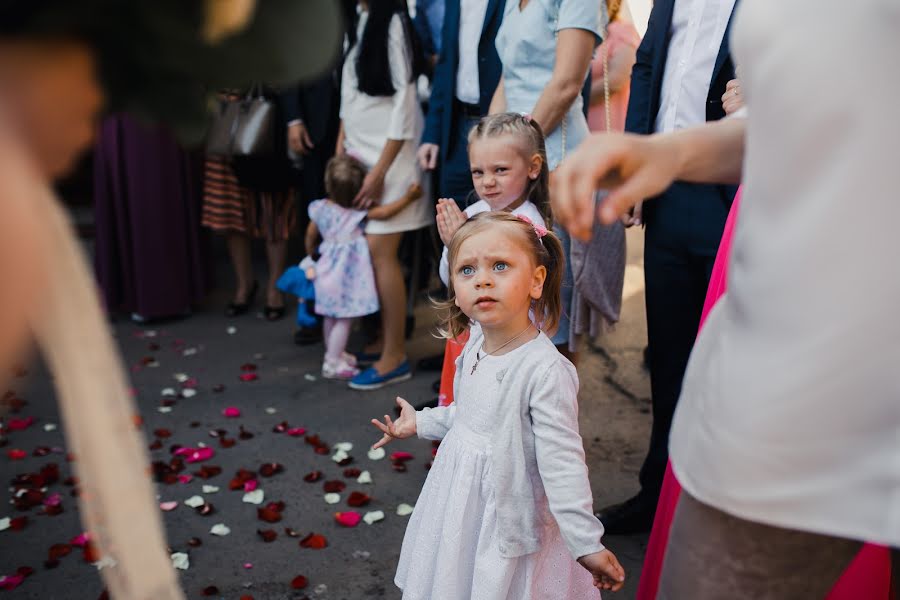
[467,112,552,224]
[436,212,565,340]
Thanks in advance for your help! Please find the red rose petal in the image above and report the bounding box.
[194,465,222,479]
[239,373,258,382]
[188,537,203,547]
[238,426,254,440]
[9,516,28,531]
[257,529,277,542]
[334,511,361,527]
[70,532,90,547]
[291,575,309,589]
[153,428,172,439]
[0,574,25,590]
[314,446,329,455]
[323,480,346,494]
[212,384,226,393]
[272,421,289,433]
[7,448,26,460]
[240,363,257,372]
[303,471,322,483]
[347,492,371,507]
[257,506,282,523]
[299,533,328,549]
[7,417,34,431]
[286,427,306,436]
[390,451,414,462]
[201,586,220,596]
[32,446,52,457]
[222,407,241,418]
[219,438,236,449]
[149,440,163,451]
[43,504,64,516]
[48,544,72,560]
[82,542,100,563]
[243,479,258,492]
[392,462,408,472]
[343,468,362,478]
[259,463,283,477]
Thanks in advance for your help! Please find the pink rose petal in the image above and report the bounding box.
[223,407,241,418]
[242,562,253,569]
[178,474,194,484]
[70,532,90,547]
[243,480,258,492]
[43,493,62,507]
[239,373,258,382]
[334,511,362,527]
[286,427,307,437]
[174,447,215,463]
[160,501,178,511]
[0,574,25,591]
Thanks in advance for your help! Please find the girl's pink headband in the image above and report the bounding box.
[516,214,548,239]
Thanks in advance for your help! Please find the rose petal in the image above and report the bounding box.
[43,423,57,432]
[209,524,231,536]
[257,529,277,543]
[334,442,353,452]
[181,389,197,399]
[47,543,71,560]
[70,532,90,547]
[264,407,277,414]
[239,373,258,382]
[240,363,257,372]
[223,407,241,418]
[7,449,26,460]
[323,480,346,493]
[184,496,205,508]
[396,503,415,516]
[194,465,222,479]
[334,511,361,527]
[284,527,300,537]
[303,471,322,483]
[242,490,265,505]
[227,326,237,335]
[174,373,189,383]
[367,447,386,461]
[347,491,371,507]
[201,586,219,596]
[159,501,178,512]
[323,493,340,505]
[363,510,385,525]
[291,575,309,589]
[286,427,306,436]
[171,552,190,570]
[243,479,258,492]
[196,503,215,516]
[7,417,34,431]
[392,462,408,472]
[202,485,220,494]
[219,438,236,448]
[188,537,203,547]
[258,463,283,477]
[238,426,254,440]
[158,407,173,414]
[343,468,361,478]
[331,449,350,463]
[161,388,177,397]
[178,474,193,484]
[356,471,372,485]
[0,574,25,590]
[299,533,328,549]
[256,506,282,523]
[43,492,62,507]
[0,518,9,531]
[9,516,27,531]
[390,451,414,462]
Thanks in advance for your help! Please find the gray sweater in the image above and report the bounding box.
[416,327,605,559]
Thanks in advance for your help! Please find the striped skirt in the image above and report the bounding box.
[201,156,296,242]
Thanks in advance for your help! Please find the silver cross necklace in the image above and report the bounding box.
[470,324,534,375]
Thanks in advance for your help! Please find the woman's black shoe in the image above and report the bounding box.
[264,305,286,321]
[225,281,258,317]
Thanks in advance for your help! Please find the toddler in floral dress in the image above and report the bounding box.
[306,155,421,379]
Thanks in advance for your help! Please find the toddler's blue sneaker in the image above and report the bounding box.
[348,361,412,390]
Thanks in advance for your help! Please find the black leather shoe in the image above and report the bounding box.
[595,494,656,535]
[293,324,322,345]
[225,281,258,317]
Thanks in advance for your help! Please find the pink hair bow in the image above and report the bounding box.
[516,214,548,238]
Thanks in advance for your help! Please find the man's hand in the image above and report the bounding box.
[722,78,744,116]
[417,143,439,170]
[353,168,385,209]
[551,132,680,240]
[287,121,314,155]
[436,198,467,246]
[621,201,643,227]
[578,549,626,592]
[370,397,417,449]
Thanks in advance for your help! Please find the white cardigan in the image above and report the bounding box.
[416,326,605,559]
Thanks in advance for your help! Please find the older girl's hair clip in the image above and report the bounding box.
[520,112,533,123]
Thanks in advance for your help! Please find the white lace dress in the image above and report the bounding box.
[394,340,598,599]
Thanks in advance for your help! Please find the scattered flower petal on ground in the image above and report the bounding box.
[161,388,177,397]
[299,533,327,549]
[209,524,230,536]
[324,493,340,505]
[347,492,371,507]
[181,389,197,398]
[242,490,265,505]
[396,503,414,516]
[201,485,220,494]
[257,529,277,542]
[171,552,189,570]
[334,512,361,527]
[159,501,178,512]
[363,511,385,525]
[367,447,386,461]
[43,423,57,432]
[291,575,308,589]
[223,407,241,418]
[184,496,205,508]
[357,471,373,484]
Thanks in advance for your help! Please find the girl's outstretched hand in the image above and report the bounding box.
[578,549,626,592]
[370,397,417,449]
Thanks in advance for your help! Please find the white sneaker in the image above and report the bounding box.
[322,359,359,380]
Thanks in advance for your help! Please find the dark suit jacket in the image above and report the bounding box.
[280,73,341,147]
[625,0,740,236]
[422,0,505,157]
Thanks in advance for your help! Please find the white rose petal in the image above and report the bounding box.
[356,471,372,485]
[334,442,353,452]
[184,495,205,508]
[242,489,265,505]
[161,388,177,397]
[265,407,277,415]
[304,374,317,382]
[181,388,197,398]
[201,485,220,494]
[174,373,189,383]
[323,493,341,505]
[0,517,10,531]
[158,406,173,414]
[143,330,158,338]
[171,552,190,570]
[367,447,386,461]
[331,449,349,463]
[43,423,57,432]
[396,503,414,517]
[183,347,198,356]
[363,510,384,525]
[226,326,237,335]
[210,523,231,536]
[93,555,117,570]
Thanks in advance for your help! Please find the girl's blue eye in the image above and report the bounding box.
[460,265,475,276]
[494,262,508,271]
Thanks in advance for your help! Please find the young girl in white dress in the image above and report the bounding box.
[371,212,626,598]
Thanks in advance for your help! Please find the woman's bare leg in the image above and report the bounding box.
[367,232,407,373]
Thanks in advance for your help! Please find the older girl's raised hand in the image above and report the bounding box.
[436,198,467,246]
[370,397,417,449]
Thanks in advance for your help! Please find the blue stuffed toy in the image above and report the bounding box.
[276,257,318,328]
